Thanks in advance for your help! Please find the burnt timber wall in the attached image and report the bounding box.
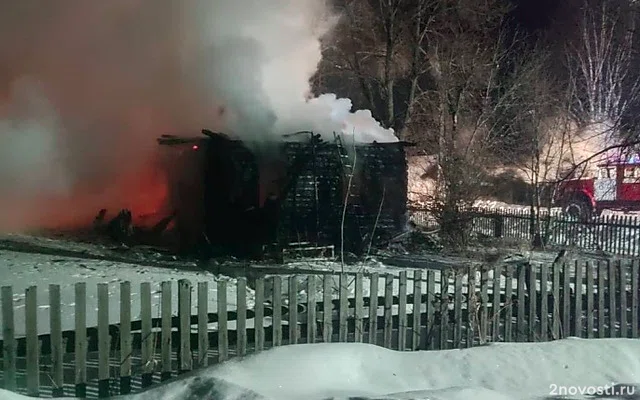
[280,141,408,253]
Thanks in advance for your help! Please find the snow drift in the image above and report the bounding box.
[2,338,637,400]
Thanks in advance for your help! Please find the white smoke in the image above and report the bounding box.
[185,0,398,143]
[0,0,397,231]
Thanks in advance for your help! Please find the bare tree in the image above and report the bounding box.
[319,0,434,140]
[415,0,521,246]
[566,0,640,139]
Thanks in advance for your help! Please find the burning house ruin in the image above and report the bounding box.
[158,129,410,258]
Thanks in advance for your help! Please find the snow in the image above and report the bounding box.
[2,338,638,400]
[0,249,251,338]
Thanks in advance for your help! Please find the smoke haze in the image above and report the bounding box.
[0,0,398,232]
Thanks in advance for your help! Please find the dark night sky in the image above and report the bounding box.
[512,0,560,32]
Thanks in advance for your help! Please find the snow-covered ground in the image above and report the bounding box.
[0,249,250,338]
[2,338,639,400]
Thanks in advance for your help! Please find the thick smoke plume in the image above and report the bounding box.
[0,0,397,232]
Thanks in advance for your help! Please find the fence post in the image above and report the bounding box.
[141,282,153,388]
[368,273,379,345]
[585,262,594,339]
[426,270,436,349]
[516,266,526,342]
[217,280,228,361]
[323,275,333,343]
[398,271,408,350]
[338,274,348,342]
[160,281,172,382]
[119,281,132,394]
[573,261,583,338]
[255,277,265,351]
[97,283,110,398]
[354,273,364,342]
[439,271,450,349]
[49,284,63,397]
[540,263,549,341]
[178,279,192,373]
[412,271,422,350]
[75,282,87,397]
[25,285,39,397]
[307,275,317,344]
[608,261,617,338]
[289,276,299,344]
[504,266,514,342]
[197,281,209,367]
[2,286,16,391]
[597,261,606,338]
[619,260,628,338]
[272,276,282,347]
[480,269,489,343]
[383,274,394,349]
[237,278,247,355]
[492,266,502,343]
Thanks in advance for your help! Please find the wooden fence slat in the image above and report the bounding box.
[237,278,247,355]
[480,269,489,343]
[75,282,88,397]
[619,260,628,338]
[492,266,502,343]
[289,276,299,344]
[160,281,172,382]
[383,274,394,349]
[307,275,317,344]
[562,261,571,338]
[412,271,422,350]
[141,282,154,387]
[439,271,450,349]
[516,266,526,342]
[540,263,548,341]
[398,271,408,350]
[255,277,265,351]
[97,283,110,398]
[586,262,595,339]
[1,286,16,391]
[597,262,606,338]
[467,267,477,347]
[608,260,617,338]
[505,266,514,342]
[354,273,364,342]
[339,274,348,342]
[197,281,209,367]
[218,280,229,360]
[178,279,192,373]
[49,284,63,397]
[323,275,333,343]
[25,286,39,397]
[272,276,282,347]
[368,273,379,345]
[119,281,132,394]
[574,262,583,337]
[426,270,436,349]
[631,260,639,338]
[453,272,463,348]
[528,264,537,341]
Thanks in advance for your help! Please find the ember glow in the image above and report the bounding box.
[0,0,397,232]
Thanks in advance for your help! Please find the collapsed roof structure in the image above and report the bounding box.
[158,130,410,258]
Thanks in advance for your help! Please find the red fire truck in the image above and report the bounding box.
[554,155,640,219]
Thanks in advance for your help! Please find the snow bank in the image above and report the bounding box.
[4,338,634,400]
